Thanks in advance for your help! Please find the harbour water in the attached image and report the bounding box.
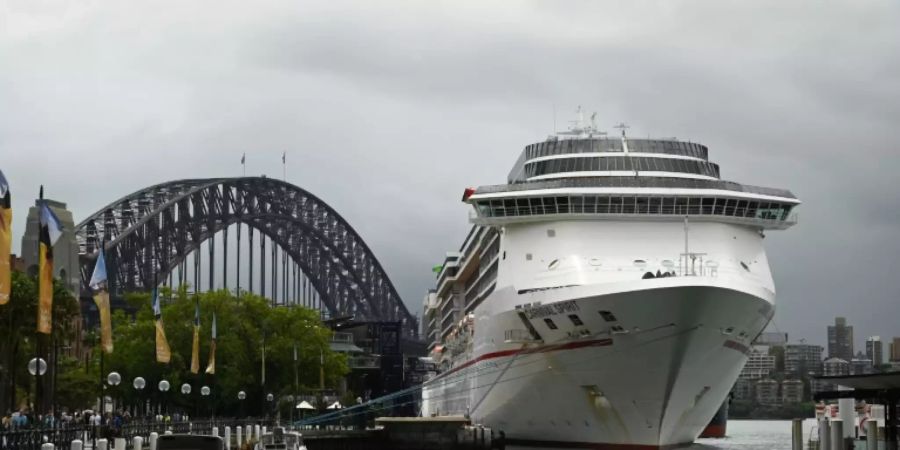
[507,419,816,450]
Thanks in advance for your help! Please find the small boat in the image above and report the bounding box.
[255,427,307,450]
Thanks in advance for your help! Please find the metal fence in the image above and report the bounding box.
[0,418,274,450]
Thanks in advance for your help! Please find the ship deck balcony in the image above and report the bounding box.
[468,194,798,230]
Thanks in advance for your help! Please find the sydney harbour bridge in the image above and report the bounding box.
[73,176,418,338]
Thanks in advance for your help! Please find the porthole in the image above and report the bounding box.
[548,259,560,270]
[633,259,647,269]
[547,229,556,238]
[526,253,532,261]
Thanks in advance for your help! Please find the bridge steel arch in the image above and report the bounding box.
[74,177,417,337]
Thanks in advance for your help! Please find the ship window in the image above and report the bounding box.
[649,197,662,214]
[569,314,583,326]
[517,198,530,216]
[747,202,760,217]
[636,197,649,214]
[583,195,597,214]
[662,197,675,214]
[702,198,715,215]
[736,200,748,217]
[504,199,517,216]
[525,253,532,261]
[556,196,569,213]
[572,196,584,214]
[713,198,725,215]
[599,310,618,322]
[675,197,688,215]
[546,229,556,238]
[544,318,558,330]
[725,199,737,216]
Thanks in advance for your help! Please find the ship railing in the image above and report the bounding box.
[468,200,799,228]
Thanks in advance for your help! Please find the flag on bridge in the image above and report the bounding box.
[190,297,201,374]
[0,170,11,305]
[37,187,63,334]
[89,247,113,353]
[205,311,217,375]
[152,288,171,363]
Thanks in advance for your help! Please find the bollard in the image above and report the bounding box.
[132,436,143,450]
[97,439,109,450]
[246,425,252,442]
[149,432,159,450]
[114,438,126,450]
[867,420,877,450]
[42,444,55,450]
[254,425,260,442]
[830,419,843,450]
[224,427,231,450]
[237,426,243,447]
[212,427,218,438]
[71,440,84,450]
[164,430,173,436]
[819,419,831,450]
[791,418,803,450]
[261,426,267,437]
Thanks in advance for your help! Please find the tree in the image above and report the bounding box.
[0,270,80,412]
[100,287,348,417]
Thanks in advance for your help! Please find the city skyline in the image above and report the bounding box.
[2,2,899,346]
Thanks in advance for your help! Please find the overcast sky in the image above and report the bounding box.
[2,1,899,353]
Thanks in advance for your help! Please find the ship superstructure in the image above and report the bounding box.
[421,110,799,448]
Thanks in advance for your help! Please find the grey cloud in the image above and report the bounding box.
[1,1,899,349]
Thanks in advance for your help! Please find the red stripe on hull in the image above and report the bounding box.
[427,338,614,382]
[506,438,689,449]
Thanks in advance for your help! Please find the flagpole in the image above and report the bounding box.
[35,186,43,418]
[282,152,286,182]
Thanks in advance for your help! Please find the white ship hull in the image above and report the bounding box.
[422,277,773,448]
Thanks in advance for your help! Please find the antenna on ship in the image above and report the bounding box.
[613,122,630,138]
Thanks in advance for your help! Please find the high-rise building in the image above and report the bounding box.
[785,343,824,375]
[781,379,805,404]
[866,336,884,367]
[890,337,900,362]
[755,379,780,405]
[21,198,81,295]
[739,345,776,380]
[827,317,854,361]
[850,352,874,375]
[823,357,850,376]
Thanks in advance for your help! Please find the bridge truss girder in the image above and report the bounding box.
[74,177,416,337]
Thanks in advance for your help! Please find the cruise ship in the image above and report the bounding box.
[419,110,800,448]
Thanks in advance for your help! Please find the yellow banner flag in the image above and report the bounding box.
[37,198,62,334]
[93,291,113,353]
[37,242,53,334]
[0,197,10,305]
[205,312,216,375]
[190,324,200,374]
[205,339,216,375]
[155,319,171,363]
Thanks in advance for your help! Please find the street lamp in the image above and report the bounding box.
[28,358,47,415]
[133,377,146,418]
[266,393,274,420]
[286,395,295,425]
[238,391,246,418]
[107,372,121,413]
[181,383,192,420]
[201,386,211,419]
[159,380,170,416]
